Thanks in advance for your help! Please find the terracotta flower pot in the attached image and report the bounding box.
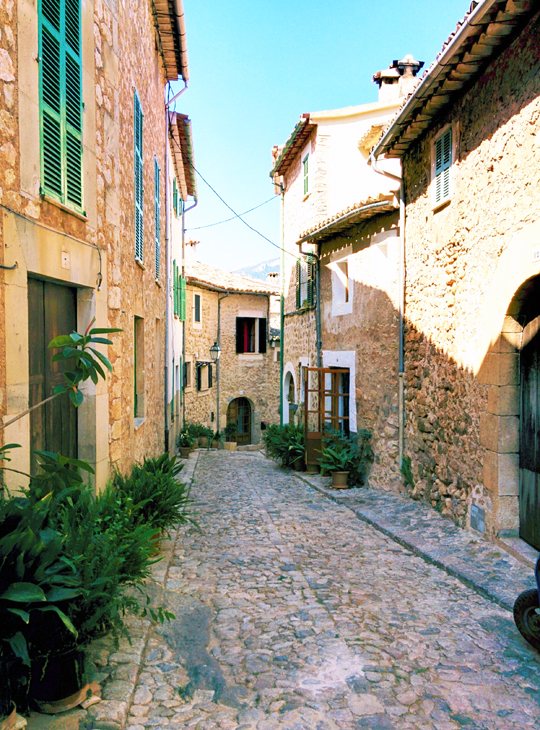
[331,471,349,489]
[0,703,17,730]
[179,446,191,458]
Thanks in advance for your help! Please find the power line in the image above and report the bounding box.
[189,163,299,260]
[186,196,277,231]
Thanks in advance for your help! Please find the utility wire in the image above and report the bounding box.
[189,162,300,260]
[186,195,277,230]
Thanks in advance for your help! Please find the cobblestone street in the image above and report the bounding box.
[123,451,540,730]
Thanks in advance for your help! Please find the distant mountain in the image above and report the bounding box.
[234,257,280,282]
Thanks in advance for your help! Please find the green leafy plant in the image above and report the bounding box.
[111,455,194,534]
[224,423,237,441]
[263,423,304,467]
[176,431,195,449]
[319,438,357,474]
[401,455,415,490]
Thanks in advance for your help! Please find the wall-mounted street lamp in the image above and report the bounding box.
[209,341,221,362]
[209,341,221,440]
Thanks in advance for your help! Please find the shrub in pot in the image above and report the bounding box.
[177,430,195,457]
[263,424,304,467]
[224,423,237,450]
[212,431,223,449]
[318,437,357,488]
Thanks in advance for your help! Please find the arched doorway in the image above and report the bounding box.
[515,277,540,549]
[283,368,296,425]
[227,397,252,445]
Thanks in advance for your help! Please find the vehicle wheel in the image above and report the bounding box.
[513,588,540,651]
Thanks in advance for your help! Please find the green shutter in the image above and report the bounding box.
[179,276,186,321]
[173,260,177,316]
[307,256,316,306]
[295,260,301,309]
[134,92,144,261]
[173,178,178,217]
[434,128,452,205]
[154,158,161,278]
[39,0,83,209]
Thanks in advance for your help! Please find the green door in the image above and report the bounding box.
[520,327,540,550]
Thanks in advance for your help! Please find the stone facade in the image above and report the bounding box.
[273,82,408,483]
[183,267,280,445]
[0,0,189,488]
[390,10,540,537]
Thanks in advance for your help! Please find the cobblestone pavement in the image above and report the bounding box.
[121,451,540,730]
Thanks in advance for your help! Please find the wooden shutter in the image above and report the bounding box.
[295,260,301,309]
[196,365,202,391]
[134,92,144,261]
[154,158,161,278]
[258,318,267,354]
[236,317,244,353]
[434,128,452,205]
[307,256,316,306]
[179,276,186,321]
[39,0,82,209]
[208,364,213,388]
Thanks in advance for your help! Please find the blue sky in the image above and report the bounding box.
[174,1,469,271]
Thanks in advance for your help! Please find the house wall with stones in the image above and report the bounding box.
[0,0,182,488]
[183,281,280,443]
[183,283,219,429]
[401,12,540,536]
[319,211,401,487]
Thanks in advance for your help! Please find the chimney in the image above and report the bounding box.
[373,55,423,102]
[185,239,199,259]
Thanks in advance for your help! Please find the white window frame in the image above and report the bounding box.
[330,250,353,317]
[431,124,455,209]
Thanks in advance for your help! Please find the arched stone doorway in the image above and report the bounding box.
[227,397,252,445]
[483,275,540,549]
[283,366,297,425]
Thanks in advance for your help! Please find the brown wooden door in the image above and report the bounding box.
[520,327,540,550]
[227,397,251,445]
[28,279,78,473]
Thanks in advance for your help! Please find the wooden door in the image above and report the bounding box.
[520,326,540,550]
[28,279,78,474]
[303,366,350,468]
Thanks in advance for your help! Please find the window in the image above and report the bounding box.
[183,361,192,388]
[331,255,353,316]
[172,261,186,319]
[134,92,144,261]
[196,364,202,391]
[324,368,350,436]
[433,127,452,207]
[154,158,161,278]
[236,318,267,354]
[295,256,316,309]
[134,316,144,419]
[208,364,213,389]
[39,0,83,210]
[193,293,201,324]
[337,261,349,303]
[302,153,309,196]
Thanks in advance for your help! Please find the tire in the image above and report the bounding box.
[513,588,540,651]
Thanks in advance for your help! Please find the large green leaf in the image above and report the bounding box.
[1,582,47,603]
[7,607,30,624]
[8,631,30,666]
[46,586,81,602]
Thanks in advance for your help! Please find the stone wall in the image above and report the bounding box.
[320,212,401,487]
[402,13,540,534]
[0,0,171,487]
[183,285,280,442]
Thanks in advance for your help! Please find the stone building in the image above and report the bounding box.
[373,0,540,547]
[183,254,280,445]
[271,57,422,481]
[0,0,191,488]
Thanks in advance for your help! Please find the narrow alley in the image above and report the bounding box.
[115,451,540,730]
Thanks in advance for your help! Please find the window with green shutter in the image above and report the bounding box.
[134,91,144,261]
[173,178,178,217]
[434,127,452,206]
[154,157,161,278]
[39,0,83,211]
[179,275,186,321]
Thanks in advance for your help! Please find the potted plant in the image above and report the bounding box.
[224,423,237,451]
[287,429,305,471]
[177,430,195,458]
[212,431,224,449]
[198,426,214,449]
[318,437,357,488]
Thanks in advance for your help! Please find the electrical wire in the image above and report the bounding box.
[189,162,299,260]
[186,195,277,230]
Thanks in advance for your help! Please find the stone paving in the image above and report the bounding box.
[86,449,540,730]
